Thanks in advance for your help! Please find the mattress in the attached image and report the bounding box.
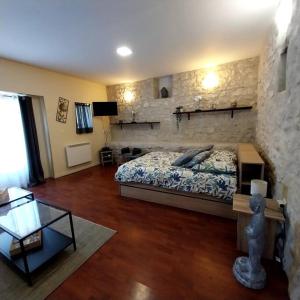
[115,151,237,202]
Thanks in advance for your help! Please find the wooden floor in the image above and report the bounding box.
[31,165,288,300]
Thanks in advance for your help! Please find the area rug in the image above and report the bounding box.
[0,216,116,300]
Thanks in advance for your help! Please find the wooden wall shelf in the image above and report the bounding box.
[173,106,253,120]
[111,121,160,129]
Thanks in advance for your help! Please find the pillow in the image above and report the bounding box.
[198,144,214,152]
[182,150,212,168]
[171,149,202,167]
[192,150,237,174]
[192,160,236,174]
[171,145,214,167]
[209,150,236,163]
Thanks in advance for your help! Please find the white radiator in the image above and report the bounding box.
[65,142,92,167]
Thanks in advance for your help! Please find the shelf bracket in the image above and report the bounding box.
[231,110,234,118]
[187,113,191,120]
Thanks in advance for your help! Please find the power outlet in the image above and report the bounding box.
[277,198,287,207]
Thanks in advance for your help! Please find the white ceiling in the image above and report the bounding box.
[0,0,278,85]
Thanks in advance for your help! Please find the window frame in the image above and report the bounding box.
[75,102,93,134]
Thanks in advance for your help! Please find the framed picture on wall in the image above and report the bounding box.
[56,97,69,123]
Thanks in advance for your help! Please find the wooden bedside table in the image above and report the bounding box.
[238,143,265,194]
[233,193,284,260]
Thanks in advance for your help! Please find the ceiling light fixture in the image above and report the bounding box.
[116,46,132,57]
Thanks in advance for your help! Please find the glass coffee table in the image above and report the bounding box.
[0,197,76,285]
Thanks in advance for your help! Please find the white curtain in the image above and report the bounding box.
[0,95,29,188]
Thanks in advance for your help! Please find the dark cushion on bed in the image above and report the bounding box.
[199,144,214,152]
[171,145,214,167]
[171,149,200,166]
[182,150,212,168]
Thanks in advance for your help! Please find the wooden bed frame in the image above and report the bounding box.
[120,183,237,220]
[118,143,263,220]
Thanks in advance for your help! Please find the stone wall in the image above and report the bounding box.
[256,0,300,298]
[107,57,258,151]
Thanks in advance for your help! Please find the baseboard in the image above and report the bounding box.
[54,162,100,178]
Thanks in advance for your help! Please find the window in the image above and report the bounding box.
[278,46,288,92]
[75,102,93,134]
[0,94,29,188]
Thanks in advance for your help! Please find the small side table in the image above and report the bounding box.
[233,194,284,259]
[99,150,114,166]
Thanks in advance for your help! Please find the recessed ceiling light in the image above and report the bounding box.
[116,46,132,57]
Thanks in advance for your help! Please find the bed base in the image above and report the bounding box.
[120,183,237,220]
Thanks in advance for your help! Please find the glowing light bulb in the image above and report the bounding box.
[124,90,134,103]
[202,72,219,89]
[116,46,133,57]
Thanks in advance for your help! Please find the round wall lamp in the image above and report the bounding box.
[124,90,134,104]
[202,71,219,90]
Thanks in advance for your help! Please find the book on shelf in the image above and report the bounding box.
[10,231,43,257]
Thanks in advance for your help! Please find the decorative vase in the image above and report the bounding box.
[176,106,183,113]
[194,96,202,111]
[131,111,136,123]
[231,100,237,108]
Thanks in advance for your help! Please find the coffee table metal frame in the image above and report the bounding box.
[0,197,76,286]
[0,187,34,208]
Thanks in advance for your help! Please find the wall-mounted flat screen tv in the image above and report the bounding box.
[93,101,118,116]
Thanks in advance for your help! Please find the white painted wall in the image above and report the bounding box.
[0,58,108,178]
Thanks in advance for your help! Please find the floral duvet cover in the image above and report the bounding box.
[115,151,237,202]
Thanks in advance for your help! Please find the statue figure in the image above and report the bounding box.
[233,194,267,289]
[160,87,169,98]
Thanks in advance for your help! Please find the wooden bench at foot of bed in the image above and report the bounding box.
[119,183,237,220]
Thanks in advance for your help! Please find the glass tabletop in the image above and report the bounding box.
[0,187,33,206]
[0,200,68,240]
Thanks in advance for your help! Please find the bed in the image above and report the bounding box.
[115,150,238,219]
